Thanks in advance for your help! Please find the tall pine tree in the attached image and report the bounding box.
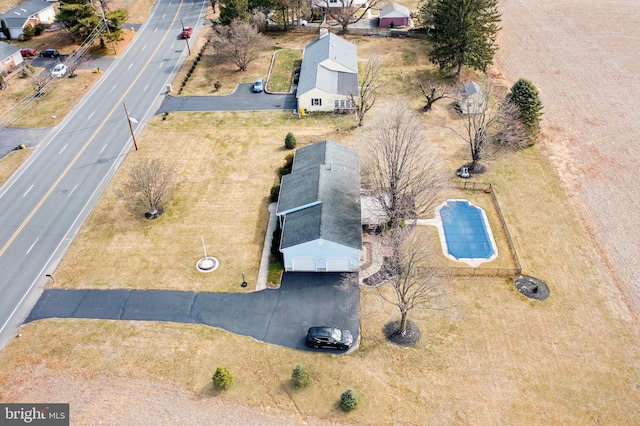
[422,0,501,75]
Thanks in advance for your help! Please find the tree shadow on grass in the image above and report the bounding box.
[383,320,421,347]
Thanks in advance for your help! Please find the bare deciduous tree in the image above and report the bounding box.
[419,81,452,111]
[0,73,7,90]
[350,56,381,127]
[211,19,270,71]
[27,71,48,96]
[452,79,529,171]
[326,0,385,34]
[362,102,447,228]
[116,159,176,219]
[370,226,448,337]
[249,9,267,32]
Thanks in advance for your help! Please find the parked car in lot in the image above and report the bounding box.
[306,326,353,350]
[20,48,36,57]
[180,26,193,38]
[40,49,60,58]
[253,78,264,93]
[51,64,68,78]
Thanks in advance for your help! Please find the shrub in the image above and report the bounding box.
[212,367,233,390]
[291,365,310,388]
[270,225,282,256]
[270,184,280,202]
[214,81,221,91]
[284,132,297,149]
[21,25,35,40]
[340,389,359,411]
[34,23,45,36]
[508,78,543,138]
[279,153,294,177]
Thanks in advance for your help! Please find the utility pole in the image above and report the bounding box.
[181,18,192,56]
[92,0,117,54]
[123,102,138,151]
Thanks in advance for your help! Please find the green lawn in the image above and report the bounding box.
[268,48,302,93]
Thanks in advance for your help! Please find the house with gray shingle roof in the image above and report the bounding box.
[0,0,56,40]
[276,140,362,272]
[0,41,23,72]
[297,31,359,114]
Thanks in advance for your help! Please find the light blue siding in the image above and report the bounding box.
[283,239,360,272]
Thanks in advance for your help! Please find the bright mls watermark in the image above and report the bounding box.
[1,404,68,425]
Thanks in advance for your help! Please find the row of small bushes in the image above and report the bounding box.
[177,41,210,95]
[212,365,359,411]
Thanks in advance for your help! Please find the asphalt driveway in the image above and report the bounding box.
[26,272,360,351]
[157,84,297,113]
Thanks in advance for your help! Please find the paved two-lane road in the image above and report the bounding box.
[0,0,208,350]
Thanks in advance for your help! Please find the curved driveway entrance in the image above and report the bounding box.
[26,272,360,351]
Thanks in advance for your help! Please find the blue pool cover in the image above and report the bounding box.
[440,200,495,259]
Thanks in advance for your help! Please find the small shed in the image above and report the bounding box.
[459,81,486,115]
[0,41,23,73]
[379,3,411,28]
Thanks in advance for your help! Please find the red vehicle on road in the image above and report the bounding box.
[20,48,36,57]
[180,26,193,38]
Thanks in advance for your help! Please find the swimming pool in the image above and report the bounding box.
[438,200,497,264]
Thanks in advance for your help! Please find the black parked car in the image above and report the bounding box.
[40,49,60,58]
[306,326,353,350]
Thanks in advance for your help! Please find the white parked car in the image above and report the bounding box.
[51,64,68,78]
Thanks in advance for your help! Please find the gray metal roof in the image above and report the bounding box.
[297,33,359,98]
[1,0,51,25]
[461,81,482,99]
[0,41,19,59]
[278,140,362,250]
[380,2,411,18]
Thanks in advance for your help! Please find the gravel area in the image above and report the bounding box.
[5,373,347,425]
[494,0,640,320]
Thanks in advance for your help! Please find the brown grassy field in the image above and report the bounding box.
[0,149,31,186]
[1,7,640,425]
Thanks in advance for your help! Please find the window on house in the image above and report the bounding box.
[312,98,322,106]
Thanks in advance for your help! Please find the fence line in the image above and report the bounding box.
[452,181,523,277]
[266,24,429,39]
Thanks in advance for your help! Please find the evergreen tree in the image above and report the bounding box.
[219,0,249,25]
[1,19,11,40]
[56,0,99,39]
[508,78,543,138]
[284,132,296,149]
[423,0,501,75]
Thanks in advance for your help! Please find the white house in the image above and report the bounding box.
[0,0,56,40]
[459,80,487,115]
[276,140,362,272]
[296,31,359,114]
[0,41,23,72]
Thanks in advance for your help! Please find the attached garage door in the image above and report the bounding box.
[326,257,351,272]
[291,257,317,272]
